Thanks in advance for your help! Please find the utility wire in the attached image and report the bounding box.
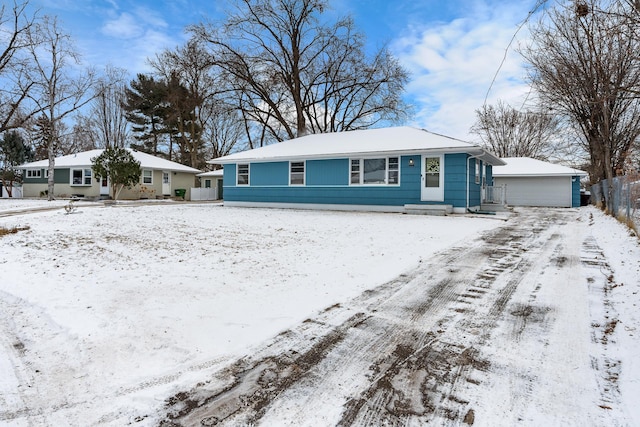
[482,0,550,108]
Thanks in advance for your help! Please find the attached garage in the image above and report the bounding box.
[493,157,587,208]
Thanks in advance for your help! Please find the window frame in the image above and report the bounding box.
[237,163,250,186]
[289,161,305,186]
[142,169,153,185]
[475,159,480,185]
[349,157,400,186]
[70,168,92,186]
[26,169,41,178]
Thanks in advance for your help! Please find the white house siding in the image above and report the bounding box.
[494,176,572,207]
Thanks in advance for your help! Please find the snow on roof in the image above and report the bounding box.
[493,157,588,177]
[210,126,506,166]
[197,169,224,177]
[19,149,201,173]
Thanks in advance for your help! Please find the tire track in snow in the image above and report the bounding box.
[161,209,583,426]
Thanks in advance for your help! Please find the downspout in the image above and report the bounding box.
[466,154,481,213]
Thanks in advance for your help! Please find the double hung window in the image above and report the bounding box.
[71,168,92,186]
[237,164,249,185]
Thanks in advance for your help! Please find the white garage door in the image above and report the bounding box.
[494,177,572,207]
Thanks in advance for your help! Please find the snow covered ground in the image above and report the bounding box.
[0,200,638,426]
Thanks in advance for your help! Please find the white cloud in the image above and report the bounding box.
[392,1,539,140]
[101,12,143,39]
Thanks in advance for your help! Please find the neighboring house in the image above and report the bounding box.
[192,169,224,201]
[493,157,588,208]
[19,149,201,200]
[210,126,505,214]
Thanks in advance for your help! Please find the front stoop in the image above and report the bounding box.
[404,204,453,216]
[480,203,511,212]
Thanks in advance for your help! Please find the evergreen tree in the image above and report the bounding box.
[0,130,33,197]
[122,74,168,157]
[91,147,141,200]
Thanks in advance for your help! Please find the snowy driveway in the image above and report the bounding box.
[1,203,638,426]
[164,208,639,426]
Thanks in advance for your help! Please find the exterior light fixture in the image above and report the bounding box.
[408,158,415,167]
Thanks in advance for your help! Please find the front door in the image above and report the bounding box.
[100,177,109,196]
[162,171,171,196]
[421,155,444,201]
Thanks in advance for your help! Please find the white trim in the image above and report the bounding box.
[26,169,42,178]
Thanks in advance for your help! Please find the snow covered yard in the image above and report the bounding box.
[0,201,503,425]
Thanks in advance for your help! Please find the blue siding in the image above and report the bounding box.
[222,153,482,208]
[224,164,237,186]
[307,159,348,185]
[572,176,581,207]
[251,162,288,186]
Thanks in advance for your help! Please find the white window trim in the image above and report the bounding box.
[475,159,480,185]
[70,168,92,186]
[26,169,41,178]
[289,161,305,186]
[142,169,153,185]
[349,157,401,186]
[237,163,250,186]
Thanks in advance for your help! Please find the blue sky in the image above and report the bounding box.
[27,0,544,140]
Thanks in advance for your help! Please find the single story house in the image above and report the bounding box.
[20,149,201,200]
[493,157,588,208]
[210,126,505,214]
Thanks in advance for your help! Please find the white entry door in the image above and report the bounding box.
[100,177,109,196]
[421,155,444,201]
[162,171,171,195]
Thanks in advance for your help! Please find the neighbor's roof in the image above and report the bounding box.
[19,149,201,173]
[493,157,588,177]
[197,169,224,177]
[209,126,506,166]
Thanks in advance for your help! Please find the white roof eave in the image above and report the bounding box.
[211,147,505,166]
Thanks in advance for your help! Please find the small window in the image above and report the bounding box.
[350,160,360,184]
[26,169,41,178]
[290,161,305,185]
[71,168,92,186]
[142,169,153,184]
[204,179,211,188]
[475,159,480,184]
[388,157,399,184]
[237,164,249,185]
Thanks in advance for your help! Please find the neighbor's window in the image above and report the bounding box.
[290,161,305,185]
[71,168,92,186]
[26,169,41,178]
[142,169,153,184]
[237,164,249,185]
[350,157,400,185]
[204,179,211,188]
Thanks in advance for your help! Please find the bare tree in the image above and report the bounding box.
[91,66,130,148]
[0,0,43,133]
[151,39,246,165]
[190,0,410,146]
[522,0,640,203]
[470,100,562,160]
[25,15,96,200]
